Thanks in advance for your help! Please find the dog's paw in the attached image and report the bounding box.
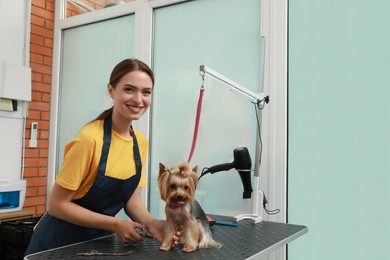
[182,245,197,253]
[213,241,223,248]
[159,244,172,251]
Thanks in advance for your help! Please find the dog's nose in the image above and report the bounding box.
[177,195,184,200]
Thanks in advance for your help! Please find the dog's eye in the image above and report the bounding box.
[170,184,177,189]
[184,185,189,190]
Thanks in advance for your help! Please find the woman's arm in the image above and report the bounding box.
[124,188,163,238]
[48,183,144,243]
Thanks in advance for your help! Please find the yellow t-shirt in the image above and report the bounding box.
[56,119,148,200]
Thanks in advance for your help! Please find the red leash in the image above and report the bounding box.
[187,86,205,163]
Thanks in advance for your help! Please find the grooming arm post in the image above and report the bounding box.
[238,106,265,223]
[236,136,263,224]
[199,65,265,223]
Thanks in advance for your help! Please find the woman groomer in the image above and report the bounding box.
[25,59,181,255]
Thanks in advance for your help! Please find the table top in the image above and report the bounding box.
[25,215,307,260]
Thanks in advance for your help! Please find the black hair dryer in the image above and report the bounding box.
[203,147,253,199]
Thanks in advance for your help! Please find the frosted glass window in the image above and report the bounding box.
[57,15,134,173]
[149,0,261,218]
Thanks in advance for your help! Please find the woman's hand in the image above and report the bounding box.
[145,219,182,247]
[113,218,145,244]
[124,188,182,247]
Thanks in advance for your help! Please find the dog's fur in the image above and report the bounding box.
[158,163,223,252]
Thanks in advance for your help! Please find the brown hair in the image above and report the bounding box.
[94,58,154,121]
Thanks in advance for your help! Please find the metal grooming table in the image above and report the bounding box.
[24,215,307,259]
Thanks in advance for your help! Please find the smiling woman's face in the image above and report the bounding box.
[109,70,153,122]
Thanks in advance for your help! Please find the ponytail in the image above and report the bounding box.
[87,107,112,125]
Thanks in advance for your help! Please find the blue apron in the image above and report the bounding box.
[25,116,142,255]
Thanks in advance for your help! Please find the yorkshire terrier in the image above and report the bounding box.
[158,163,223,253]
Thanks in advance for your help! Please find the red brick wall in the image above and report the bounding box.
[23,0,54,215]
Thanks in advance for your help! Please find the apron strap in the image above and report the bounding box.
[130,125,142,175]
[97,116,112,176]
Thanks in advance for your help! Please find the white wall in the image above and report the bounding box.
[0,0,28,65]
[0,0,30,182]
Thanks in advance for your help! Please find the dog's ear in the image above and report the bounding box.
[158,163,170,201]
[159,163,168,175]
[190,166,199,187]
